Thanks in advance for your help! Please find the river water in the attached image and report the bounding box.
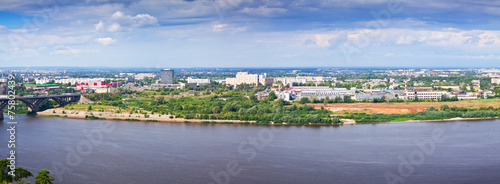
[1,116,500,184]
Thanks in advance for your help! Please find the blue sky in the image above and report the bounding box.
[0,0,500,68]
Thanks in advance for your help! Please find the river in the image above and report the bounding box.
[1,116,500,184]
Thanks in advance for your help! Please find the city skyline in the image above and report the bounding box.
[1,0,500,68]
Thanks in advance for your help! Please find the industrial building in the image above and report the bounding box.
[278,86,356,101]
[404,91,448,100]
[187,77,212,85]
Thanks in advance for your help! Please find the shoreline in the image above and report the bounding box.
[36,109,343,126]
[354,117,499,124]
[32,109,499,125]
[403,117,498,123]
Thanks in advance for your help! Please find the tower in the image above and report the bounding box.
[161,69,174,84]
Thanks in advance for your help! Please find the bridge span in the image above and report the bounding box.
[0,94,81,120]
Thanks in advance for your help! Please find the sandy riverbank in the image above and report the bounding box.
[37,109,258,124]
[36,109,345,125]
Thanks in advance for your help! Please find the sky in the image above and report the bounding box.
[0,0,500,68]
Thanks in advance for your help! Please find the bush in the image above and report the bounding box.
[426,106,437,111]
[440,104,450,111]
[463,111,497,118]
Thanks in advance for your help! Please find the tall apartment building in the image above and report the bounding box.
[225,72,273,86]
[492,78,500,85]
[161,69,174,84]
[226,72,259,85]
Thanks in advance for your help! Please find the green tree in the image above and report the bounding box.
[156,97,166,105]
[426,106,437,111]
[343,95,353,103]
[249,95,258,102]
[299,97,310,104]
[212,106,220,114]
[268,91,277,101]
[88,105,92,111]
[440,104,450,111]
[34,169,54,184]
[0,159,33,182]
[13,168,33,182]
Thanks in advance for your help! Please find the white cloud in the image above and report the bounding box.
[239,6,288,16]
[211,23,247,33]
[96,11,159,32]
[213,24,227,32]
[8,48,40,58]
[335,28,500,47]
[107,23,121,32]
[396,35,416,44]
[95,21,104,31]
[95,37,117,45]
[50,46,99,55]
[299,32,348,48]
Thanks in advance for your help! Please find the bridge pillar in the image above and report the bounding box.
[0,113,3,121]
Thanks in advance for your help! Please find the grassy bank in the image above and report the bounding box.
[345,106,500,123]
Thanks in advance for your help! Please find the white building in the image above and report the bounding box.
[135,73,155,80]
[275,77,308,86]
[226,72,269,86]
[94,87,111,94]
[405,91,448,100]
[35,77,108,85]
[278,91,292,101]
[286,87,356,100]
[454,92,479,100]
[492,78,500,85]
[187,77,212,86]
[187,77,211,84]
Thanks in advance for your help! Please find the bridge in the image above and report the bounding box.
[0,94,81,120]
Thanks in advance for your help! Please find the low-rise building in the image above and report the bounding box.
[179,82,198,89]
[435,86,460,91]
[94,87,111,93]
[24,83,60,90]
[286,86,356,100]
[452,92,479,100]
[274,77,307,86]
[0,84,8,94]
[354,93,395,101]
[135,73,155,80]
[187,77,212,84]
[405,91,448,100]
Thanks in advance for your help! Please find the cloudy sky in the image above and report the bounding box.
[1,0,500,68]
